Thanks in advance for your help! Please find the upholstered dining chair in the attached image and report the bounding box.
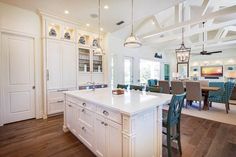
[171,81,185,94]
[117,84,128,89]
[146,87,163,93]
[208,82,225,107]
[199,80,209,87]
[226,84,236,113]
[159,80,170,94]
[147,79,158,87]
[129,85,143,91]
[162,93,186,157]
[186,81,203,110]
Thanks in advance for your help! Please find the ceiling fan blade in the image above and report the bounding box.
[191,53,201,56]
[207,51,222,54]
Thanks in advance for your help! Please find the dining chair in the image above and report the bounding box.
[159,80,170,94]
[226,84,236,113]
[208,82,225,107]
[146,87,163,93]
[117,84,128,89]
[199,80,209,87]
[162,93,186,157]
[129,85,143,91]
[186,81,203,110]
[147,79,158,87]
[171,81,185,94]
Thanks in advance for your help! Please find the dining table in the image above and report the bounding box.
[155,85,220,110]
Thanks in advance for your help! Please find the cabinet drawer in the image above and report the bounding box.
[67,96,96,111]
[48,101,64,114]
[48,91,64,102]
[79,108,94,129]
[78,124,94,151]
[96,106,121,124]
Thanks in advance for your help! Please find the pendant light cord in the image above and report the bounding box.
[98,0,101,44]
[181,3,184,45]
[131,0,134,35]
[202,22,205,51]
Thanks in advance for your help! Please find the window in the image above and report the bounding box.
[124,57,133,84]
[140,59,161,84]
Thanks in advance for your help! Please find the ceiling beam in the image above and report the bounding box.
[201,0,211,16]
[143,19,236,43]
[141,5,236,39]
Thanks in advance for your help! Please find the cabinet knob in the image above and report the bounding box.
[103,110,109,116]
[68,104,72,107]
[101,121,104,125]
[82,109,85,112]
[104,123,108,126]
[82,126,86,131]
[82,103,86,106]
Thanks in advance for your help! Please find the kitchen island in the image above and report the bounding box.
[63,88,172,157]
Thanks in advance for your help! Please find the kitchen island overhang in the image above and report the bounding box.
[63,88,172,157]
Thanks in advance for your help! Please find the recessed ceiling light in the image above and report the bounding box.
[100,28,104,31]
[64,10,69,14]
[104,5,109,9]
[86,23,90,27]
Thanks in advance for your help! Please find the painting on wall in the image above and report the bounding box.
[177,63,189,78]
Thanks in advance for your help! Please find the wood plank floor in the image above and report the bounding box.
[0,114,236,157]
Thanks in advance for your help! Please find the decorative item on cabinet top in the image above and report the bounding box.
[49,28,57,37]
[64,32,71,40]
[48,23,60,38]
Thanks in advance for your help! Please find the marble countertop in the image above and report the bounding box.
[65,88,172,115]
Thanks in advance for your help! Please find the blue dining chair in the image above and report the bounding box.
[147,79,158,87]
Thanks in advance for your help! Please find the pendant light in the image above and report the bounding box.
[124,0,142,48]
[175,3,191,63]
[94,0,104,55]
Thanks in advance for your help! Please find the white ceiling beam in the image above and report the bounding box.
[214,28,224,39]
[141,5,236,39]
[144,19,236,43]
[152,16,162,30]
[175,4,180,24]
[201,0,211,16]
[133,16,152,34]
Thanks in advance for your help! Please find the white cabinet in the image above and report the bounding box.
[47,39,77,90]
[65,102,79,136]
[94,115,122,157]
[46,39,77,115]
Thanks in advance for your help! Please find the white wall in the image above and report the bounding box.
[0,2,42,125]
[106,34,170,87]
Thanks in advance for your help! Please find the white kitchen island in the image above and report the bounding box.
[63,88,172,157]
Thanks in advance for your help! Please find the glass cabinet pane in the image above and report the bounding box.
[93,54,102,72]
[79,48,90,72]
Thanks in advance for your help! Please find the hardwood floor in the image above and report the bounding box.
[0,114,236,157]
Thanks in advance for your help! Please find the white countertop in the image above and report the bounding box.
[65,88,172,115]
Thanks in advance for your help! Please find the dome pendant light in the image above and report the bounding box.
[94,0,104,55]
[124,0,142,48]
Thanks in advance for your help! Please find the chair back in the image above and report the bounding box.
[186,81,202,101]
[146,87,162,93]
[171,81,185,94]
[167,93,186,126]
[222,82,235,103]
[147,79,158,87]
[199,80,209,87]
[230,86,236,100]
[209,82,224,97]
[117,84,128,89]
[130,85,143,91]
[159,80,170,94]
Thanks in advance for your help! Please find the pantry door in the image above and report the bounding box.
[1,33,35,124]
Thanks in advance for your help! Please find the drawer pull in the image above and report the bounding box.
[104,123,108,126]
[68,104,72,107]
[103,110,109,116]
[82,126,86,131]
[57,100,64,103]
[82,103,86,106]
[101,121,105,125]
[57,89,68,92]
[82,109,85,112]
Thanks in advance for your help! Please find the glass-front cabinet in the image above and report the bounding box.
[79,48,90,72]
[93,53,103,72]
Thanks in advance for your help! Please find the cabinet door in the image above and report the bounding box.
[62,42,77,89]
[95,115,107,157]
[106,120,122,157]
[65,102,77,135]
[47,40,62,90]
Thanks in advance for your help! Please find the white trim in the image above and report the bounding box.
[0,31,3,126]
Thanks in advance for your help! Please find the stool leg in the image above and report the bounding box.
[177,123,182,155]
[167,127,172,157]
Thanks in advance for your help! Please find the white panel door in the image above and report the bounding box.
[2,33,35,124]
[47,39,62,90]
[62,42,77,89]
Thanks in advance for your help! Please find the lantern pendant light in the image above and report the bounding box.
[124,0,142,48]
[94,0,104,55]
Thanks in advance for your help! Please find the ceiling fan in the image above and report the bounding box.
[193,22,222,55]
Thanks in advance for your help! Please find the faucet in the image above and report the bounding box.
[87,82,96,91]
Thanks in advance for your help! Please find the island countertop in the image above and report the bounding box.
[65,88,172,115]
